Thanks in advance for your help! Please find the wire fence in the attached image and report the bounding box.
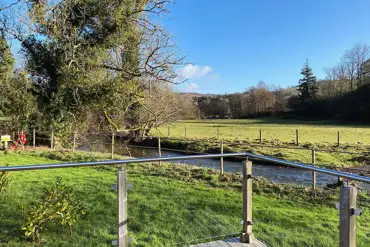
[155,124,370,148]
[1,128,369,189]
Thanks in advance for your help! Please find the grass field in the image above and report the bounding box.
[0,150,370,246]
[154,118,370,146]
[151,118,370,168]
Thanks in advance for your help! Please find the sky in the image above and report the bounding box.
[4,0,370,94]
[165,0,370,94]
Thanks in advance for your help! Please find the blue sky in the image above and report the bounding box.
[166,0,370,94]
[4,0,370,94]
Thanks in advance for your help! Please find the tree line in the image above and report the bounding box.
[193,43,370,121]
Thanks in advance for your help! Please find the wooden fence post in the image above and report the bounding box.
[117,166,128,247]
[296,129,299,146]
[259,130,262,144]
[73,130,77,153]
[33,128,36,149]
[339,185,358,247]
[111,132,115,159]
[168,126,170,137]
[217,126,219,139]
[312,149,316,190]
[185,126,187,138]
[158,137,162,165]
[220,141,224,175]
[240,159,253,243]
[51,130,54,150]
[338,131,341,147]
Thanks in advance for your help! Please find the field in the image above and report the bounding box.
[151,118,370,168]
[0,150,370,246]
[154,118,370,146]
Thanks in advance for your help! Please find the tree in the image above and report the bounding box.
[324,43,370,95]
[0,0,183,142]
[298,60,317,105]
[0,31,36,130]
[343,43,370,89]
[0,30,14,80]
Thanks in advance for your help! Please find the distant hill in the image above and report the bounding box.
[179,92,220,98]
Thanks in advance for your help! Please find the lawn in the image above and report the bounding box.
[0,151,369,246]
[154,118,370,146]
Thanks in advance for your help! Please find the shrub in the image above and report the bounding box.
[21,178,85,240]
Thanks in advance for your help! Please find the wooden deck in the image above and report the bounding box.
[187,238,269,247]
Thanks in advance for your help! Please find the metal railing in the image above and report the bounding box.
[0,152,369,247]
[1,152,370,184]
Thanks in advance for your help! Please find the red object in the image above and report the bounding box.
[17,131,27,145]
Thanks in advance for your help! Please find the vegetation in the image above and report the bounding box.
[297,60,318,105]
[0,151,369,246]
[21,178,85,240]
[155,118,370,146]
[0,164,9,192]
[0,0,195,143]
[153,118,370,167]
[187,43,370,121]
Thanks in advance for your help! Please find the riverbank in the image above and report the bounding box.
[0,150,370,246]
[136,137,370,171]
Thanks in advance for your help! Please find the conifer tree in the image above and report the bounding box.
[298,59,318,104]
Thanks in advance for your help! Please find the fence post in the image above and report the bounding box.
[339,185,358,247]
[185,126,187,138]
[51,130,54,150]
[259,130,262,144]
[168,126,170,137]
[312,149,316,190]
[220,140,224,175]
[73,130,77,153]
[111,132,115,159]
[158,137,162,165]
[33,128,36,149]
[240,159,253,243]
[296,129,299,146]
[117,166,128,247]
[217,126,219,139]
[338,131,341,147]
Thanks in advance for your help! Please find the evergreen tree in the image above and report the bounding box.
[0,31,36,128]
[298,60,318,104]
[0,30,14,80]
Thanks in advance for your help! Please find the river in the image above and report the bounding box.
[82,140,344,187]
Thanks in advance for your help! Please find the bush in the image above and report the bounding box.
[21,178,85,240]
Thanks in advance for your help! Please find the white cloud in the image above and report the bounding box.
[187,82,200,90]
[176,64,213,79]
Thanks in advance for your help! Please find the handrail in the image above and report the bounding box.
[1,152,370,184]
[0,153,247,172]
[246,153,370,184]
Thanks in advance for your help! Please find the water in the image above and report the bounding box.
[81,140,341,187]
[127,146,339,187]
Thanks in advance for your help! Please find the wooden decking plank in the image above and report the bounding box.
[185,237,268,247]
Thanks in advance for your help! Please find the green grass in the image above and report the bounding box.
[156,138,366,168]
[0,151,370,246]
[151,118,370,168]
[154,118,370,146]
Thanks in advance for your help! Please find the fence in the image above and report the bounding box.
[3,128,370,190]
[160,125,370,147]
[0,152,369,247]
